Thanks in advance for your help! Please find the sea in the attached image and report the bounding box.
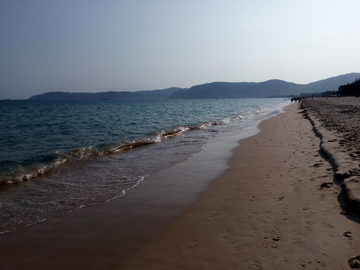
[0,98,289,234]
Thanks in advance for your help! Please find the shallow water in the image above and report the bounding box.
[0,98,289,233]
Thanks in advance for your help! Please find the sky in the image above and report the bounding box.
[1,0,359,99]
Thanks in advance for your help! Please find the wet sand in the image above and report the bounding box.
[120,103,360,269]
[1,103,360,269]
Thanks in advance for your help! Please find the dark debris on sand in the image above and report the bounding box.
[302,97,360,153]
[302,97,360,213]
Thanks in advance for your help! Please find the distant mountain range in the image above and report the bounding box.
[28,87,182,101]
[28,73,360,100]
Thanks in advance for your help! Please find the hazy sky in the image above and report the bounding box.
[1,0,359,99]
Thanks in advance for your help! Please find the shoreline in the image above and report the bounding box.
[0,98,286,235]
[120,103,360,269]
[0,102,280,269]
[1,102,360,269]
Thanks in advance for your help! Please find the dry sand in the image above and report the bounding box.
[302,97,360,214]
[1,102,360,269]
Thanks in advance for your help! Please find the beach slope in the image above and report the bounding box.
[120,103,360,269]
[1,103,360,269]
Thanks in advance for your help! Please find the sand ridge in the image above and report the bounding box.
[302,98,360,215]
[119,103,360,269]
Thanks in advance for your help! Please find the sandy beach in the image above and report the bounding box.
[1,101,360,269]
[119,102,360,269]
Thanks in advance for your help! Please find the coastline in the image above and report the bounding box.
[0,98,286,235]
[120,103,360,269]
[0,101,276,269]
[1,102,359,269]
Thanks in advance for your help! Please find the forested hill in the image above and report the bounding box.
[28,87,183,100]
[168,73,360,99]
[168,80,301,99]
[28,73,360,100]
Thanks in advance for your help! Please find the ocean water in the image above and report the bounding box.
[0,98,289,234]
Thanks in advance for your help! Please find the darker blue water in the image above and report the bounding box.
[0,99,285,180]
[0,98,289,233]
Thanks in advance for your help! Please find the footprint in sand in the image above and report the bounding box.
[270,229,281,242]
[344,231,352,237]
[248,212,259,218]
[348,255,360,268]
[319,182,333,189]
[250,261,262,270]
[312,163,323,167]
[272,236,281,241]
[183,239,198,253]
